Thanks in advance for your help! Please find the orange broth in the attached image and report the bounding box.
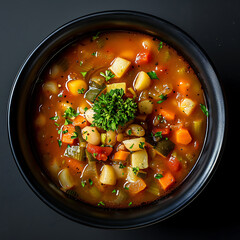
[32,31,207,208]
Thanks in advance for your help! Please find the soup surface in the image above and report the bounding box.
[32,31,208,208]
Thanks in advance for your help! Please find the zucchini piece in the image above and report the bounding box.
[64,145,86,161]
[85,88,102,102]
[75,126,85,143]
[154,139,175,157]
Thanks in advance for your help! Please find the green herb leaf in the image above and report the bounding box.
[147,71,159,80]
[97,201,105,206]
[57,139,62,148]
[155,173,163,179]
[63,107,79,119]
[89,179,93,185]
[158,41,163,50]
[119,163,126,169]
[139,142,145,149]
[154,131,162,138]
[64,119,73,125]
[129,143,134,149]
[128,201,133,206]
[78,88,85,94]
[92,89,137,131]
[200,104,209,116]
[54,122,60,127]
[92,52,97,56]
[92,32,101,41]
[50,115,59,121]
[132,167,139,175]
[71,131,78,139]
[100,70,115,81]
[124,186,129,190]
[112,189,117,193]
[81,72,87,78]
[157,94,168,104]
[81,180,86,187]
[128,129,132,135]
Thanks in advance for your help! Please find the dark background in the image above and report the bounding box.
[1,0,239,239]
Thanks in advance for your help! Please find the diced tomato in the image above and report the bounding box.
[152,127,170,136]
[87,143,113,161]
[135,51,151,65]
[168,156,181,172]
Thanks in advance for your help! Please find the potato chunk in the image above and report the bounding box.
[179,98,196,115]
[134,71,151,91]
[67,79,87,96]
[123,137,145,151]
[138,100,154,114]
[100,165,117,185]
[58,168,75,190]
[107,82,126,93]
[109,57,131,78]
[131,149,148,169]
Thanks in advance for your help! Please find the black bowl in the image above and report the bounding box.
[7,10,226,229]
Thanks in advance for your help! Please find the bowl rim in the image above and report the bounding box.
[7,10,226,229]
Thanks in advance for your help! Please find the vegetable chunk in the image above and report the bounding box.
[131,149,148,169]
[109,57,131,78]
[134,71,151,91]
[123,137,145,151]
[107,82,126,93]
[100,165,117,185]
[179,98,196,116]
[159,171,175,190]
[175,128,192,145]
[58,168,75,190]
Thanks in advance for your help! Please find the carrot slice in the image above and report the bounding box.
[159,171,175,190]
[177,80,190,96]
[62,125,76,144]
[128,178,147,194]
[113,151,130,161]
[73,115,89,128]
[175,128,192,145]
[159,109,175,121]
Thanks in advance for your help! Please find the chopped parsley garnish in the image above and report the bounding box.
[124,186,129,190]
[54,122,60,127]
[147,71,159,80]
[92,32,100,40]
[127,129,132,135]
[158,41,163,50]
[84,107,88,112]
[79,61,83,66]
[154,131,162,138]
[128,202,133,206]
[98,201,105,206]
[71,131,78,139]
[64,118,73,125]
[139,142,145,149]
[200,104,209,116]
[132,167,139,175]
[81,72,87,78]
[58,93,63,97]
[155,173,163,179]
[81,180,86,187]
[78,88,85,94]
[92,52,97,56]
[100,70,115,81]
[119,163,126,169]
[129,143,134,149]
[63,107,79,119]
[92,89,137,131]
[112,189,117,194]
[93,153,98,158]
[89,179,93,185]
[57,139,62,148]
[157,94,168,104]
[49,115,59,121]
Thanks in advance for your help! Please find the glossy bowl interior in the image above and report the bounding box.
[8,11,225,229]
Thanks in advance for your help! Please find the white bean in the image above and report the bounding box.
[82,126,100,145]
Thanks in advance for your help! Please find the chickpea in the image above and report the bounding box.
[125,124,145,137]
[82,126,100,145]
